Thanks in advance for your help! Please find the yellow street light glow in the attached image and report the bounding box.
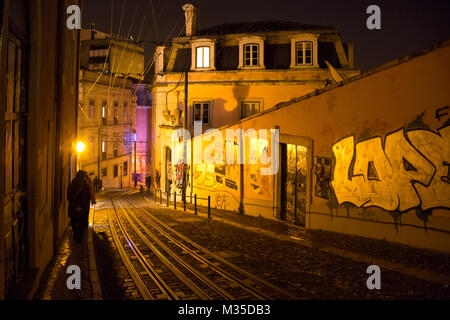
[76,141,86,154]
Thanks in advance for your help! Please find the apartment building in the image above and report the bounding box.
[78,28,144,188]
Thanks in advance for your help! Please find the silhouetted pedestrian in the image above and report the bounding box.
[93,176,100,192]
[67,170,96,243]
[145,173,152,192]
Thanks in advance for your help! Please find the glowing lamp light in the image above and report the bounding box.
[76,141,86,154]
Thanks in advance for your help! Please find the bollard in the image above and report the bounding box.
[183,194,186,212]
[167,191,169,207]
[174,192,177,210]
[208,196,211,219]
[194,194,197,215]
[160,190,162,205]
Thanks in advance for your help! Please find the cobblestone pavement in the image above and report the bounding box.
[92,190,450,300]
[33,229,92,300]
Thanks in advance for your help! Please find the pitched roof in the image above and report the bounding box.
[197,20,337,36]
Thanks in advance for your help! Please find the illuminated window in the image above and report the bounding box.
[193,102,210,125]
[296,41,313,65]
[102,135,107,160]
[243,44,259,67]
[196,46,210,68]
[102,102,107,125]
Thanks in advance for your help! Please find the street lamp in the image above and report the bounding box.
[133,129,137,188]
[76,140,86,171]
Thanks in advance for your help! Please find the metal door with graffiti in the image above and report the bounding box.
[164,147,173,194]
[282,144,308,226]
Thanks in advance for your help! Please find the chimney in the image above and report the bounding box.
[182,3,198,36]
[155,46,165,74]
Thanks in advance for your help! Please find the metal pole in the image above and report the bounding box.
[183,194,186,212]
[134,132,137,188]
[98,126,101,178]
[194,194,197,215]
[174,192,176,210]
[208,196,211,219]
[183,70,188,204]
[166,191,169,207]
[160,190,162,205]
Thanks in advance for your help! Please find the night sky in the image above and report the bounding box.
[81,0,450,72]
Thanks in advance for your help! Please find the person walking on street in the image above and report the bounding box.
[93,176,99,193]
[67,170,96,243]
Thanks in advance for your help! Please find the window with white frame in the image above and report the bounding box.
[290,34,318,68]
[243,44,259,67]
[191,39,216,71]
[196,46,210,68]
[238,36,265,69]
[193,102,210,125]
[241,101,261,119]
[296,41,313,65]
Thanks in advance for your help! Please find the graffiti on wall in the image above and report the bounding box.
[332,125,449,212]
[314,156,333,199]
[214,193,230,210]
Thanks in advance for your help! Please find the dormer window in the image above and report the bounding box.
[196,46,210,68]
[296,41,312,65]
[243,44,259,67]
[191,39,216,71]
[290,34,319,68]
[238,36,265,70]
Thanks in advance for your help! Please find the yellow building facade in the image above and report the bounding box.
[151,4,360,196]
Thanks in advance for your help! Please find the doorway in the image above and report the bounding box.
[164,147,173,194]
[281,143,308,226]
[3,31,28,296]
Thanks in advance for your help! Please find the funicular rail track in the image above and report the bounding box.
[108,194,300,300]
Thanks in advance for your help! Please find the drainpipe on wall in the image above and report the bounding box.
[239,124,244,215]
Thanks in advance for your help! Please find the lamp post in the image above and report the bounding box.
[133,129,137,188]
[76,140,86,171]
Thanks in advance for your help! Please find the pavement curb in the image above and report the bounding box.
[88,207,103,300]
[143,193,450,286]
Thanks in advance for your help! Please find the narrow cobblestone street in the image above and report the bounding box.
[63,190,450,300]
